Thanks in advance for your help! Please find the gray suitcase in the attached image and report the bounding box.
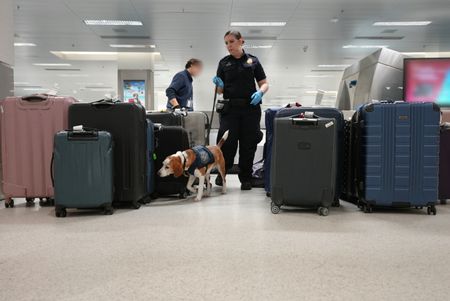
[53,129,114,217]
[270,116,338,216]
[184,111,209,147]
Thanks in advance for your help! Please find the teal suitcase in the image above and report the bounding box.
[53,129,114,217]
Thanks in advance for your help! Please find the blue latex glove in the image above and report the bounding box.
[250,90,264,106]
[212,76,224,88]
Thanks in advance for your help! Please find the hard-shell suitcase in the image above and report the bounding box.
[263,107,283,194]
[68,101,148,209]
[146,119,155,196]
[154,125,189,198]
[270,116,338,216]
[184,111,209,147]
[355,102,440,214]
[146,111,183,127]
[0,95,77,208]
[439,123,450,204]
[53,129,114,217]
[275,107,344,206]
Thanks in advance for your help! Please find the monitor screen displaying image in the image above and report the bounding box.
[404,58,450,106]
[123,80,146,106]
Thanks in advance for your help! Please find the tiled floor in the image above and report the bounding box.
[1,175,449,301]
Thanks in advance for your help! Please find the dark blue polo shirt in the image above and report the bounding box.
[166,70,193,110]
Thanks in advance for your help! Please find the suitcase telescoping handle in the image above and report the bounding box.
[67,127,99,140]
[291,118,319,126]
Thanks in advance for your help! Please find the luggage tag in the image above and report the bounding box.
[325,121,334,128]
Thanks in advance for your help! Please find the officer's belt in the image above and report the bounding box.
[228,98,250,107]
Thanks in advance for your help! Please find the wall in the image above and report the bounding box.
[0,0,14,67]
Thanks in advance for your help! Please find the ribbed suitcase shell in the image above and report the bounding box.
[275,107,344,202]
[154,126,189,197]
[146,112,183,127]
[69,102,148,205]
[53,131,113,210]
[263,107,283,193]
[184,111,208,147]
[357,102,440,207]
[1,95,76,199]
[439,124,450,202]
[271,117,337,210]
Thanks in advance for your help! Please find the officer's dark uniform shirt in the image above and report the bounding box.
[166,70,193,109]
[216,51,266,101]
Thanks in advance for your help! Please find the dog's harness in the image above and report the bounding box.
[181,146,215,176]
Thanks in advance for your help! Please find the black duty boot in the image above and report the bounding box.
[241,182,252,191]
[215,175,223,186]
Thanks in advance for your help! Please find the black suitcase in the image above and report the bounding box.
[68,101,149,209]
[270,116,338,216]
[147,112,183,127]
[276,107,344,206]
[154,125,190,198]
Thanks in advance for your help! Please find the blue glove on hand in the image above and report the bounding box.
[212,76,224,88]
[250,90,264,106]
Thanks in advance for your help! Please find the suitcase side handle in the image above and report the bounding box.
[291,118,319,126]
[67,131,99,140]
[22,94,48,102]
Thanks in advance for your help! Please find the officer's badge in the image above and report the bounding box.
[246,58,253,65]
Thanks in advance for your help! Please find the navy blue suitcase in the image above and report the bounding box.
[355,102,440,214]
[274,107,344,206]
[146,119,155,197]
[263,107,283,195]
[53,130,114,217]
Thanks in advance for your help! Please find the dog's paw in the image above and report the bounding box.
[194,197,201,202]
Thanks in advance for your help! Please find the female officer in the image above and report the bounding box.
[212,30,269,190]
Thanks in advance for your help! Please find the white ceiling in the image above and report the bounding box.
[12,0,450,108]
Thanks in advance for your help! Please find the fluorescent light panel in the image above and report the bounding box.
[33,63,71,66]
[343,45,388,49]
[244,45,273,49]
[402,51,450,57]
[14,43,36,47]
[373,21,431,26]
[230,22,286,27]
[84,20,143,26]
[109,44,156,48]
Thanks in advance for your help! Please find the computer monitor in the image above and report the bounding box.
[404,58,450,106]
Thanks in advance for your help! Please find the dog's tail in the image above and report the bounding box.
[217,130,229,148]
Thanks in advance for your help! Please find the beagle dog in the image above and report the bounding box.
[157,131,229,201]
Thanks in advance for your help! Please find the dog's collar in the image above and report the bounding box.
[178,151,190,177]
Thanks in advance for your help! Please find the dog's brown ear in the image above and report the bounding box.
[172,157,184,178]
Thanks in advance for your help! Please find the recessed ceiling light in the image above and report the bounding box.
[343,45,388,49]
[244,45,273,49]
[149,45,156,49]
[33,63,72,66]
[84,20,143,26]
[230,22,286,27]
[330,18,339,23]
[318,64,350,68]
[14,43,36,47]
[373,21,431,26]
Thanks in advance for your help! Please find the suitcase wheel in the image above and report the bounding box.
[131,201,141,210]
[427,205,437,216]
[271,202,280,214]
[266,192,271,198]
[55,207,67,218]
[103,206,114,216]
[5,199,14,208]
[179,191,189,199]
[39,198,55,207]
[332,199,340,208]
[26,198,35,207]
[362,204,373,214]
[318,207,329,217]
[140,196,152,205]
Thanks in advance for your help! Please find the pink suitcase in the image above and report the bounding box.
[0,95,77,208]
